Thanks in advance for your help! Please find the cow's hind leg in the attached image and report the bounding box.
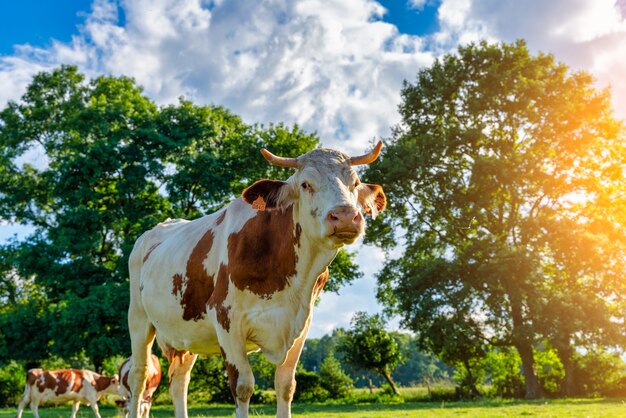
[70,401,80,418]
[15,385,29,418]
[164,349,198,418]
[128,308,156,418]
[29,401,40,418]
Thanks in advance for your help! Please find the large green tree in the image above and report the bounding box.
[0,66,361,369]
[366,40,626,398]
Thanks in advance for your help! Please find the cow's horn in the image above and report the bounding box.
[349,141,383,166]
[261,148,298,168]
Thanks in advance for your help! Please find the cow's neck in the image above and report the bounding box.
[289,205,338,304]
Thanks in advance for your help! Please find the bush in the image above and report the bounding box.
[0,361,25,407]
[535,347,564,396]
[484,348,524,398]
[318,356,353,399]
[188,357,232,404]
[574,349,626,396]
[293,369,329,402]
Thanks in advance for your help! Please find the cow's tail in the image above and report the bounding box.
[15,380,31,418]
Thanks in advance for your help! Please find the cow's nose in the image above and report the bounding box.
[326,206,363,230]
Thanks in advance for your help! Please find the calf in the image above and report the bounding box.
[118,354,162,418]
[16,368,120,418]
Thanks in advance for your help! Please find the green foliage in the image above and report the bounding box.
[535,347,565,395]
[574,349,626,396]
[293,369,329,402]
[0,362,24,407]
[365,39,626,399]
[338,312,402,395]
[484,348,525,398]
[188,357,232,404]
[318,356,353,399]
[249,352,276,390]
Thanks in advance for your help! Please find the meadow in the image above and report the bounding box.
[4,398,626,418]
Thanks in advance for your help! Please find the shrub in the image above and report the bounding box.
[0,361,25,407]
[318,356,353,399]
[293,369,329,402]
[535,347,564,396]
[574,349,626,396]
[484,348,524,398]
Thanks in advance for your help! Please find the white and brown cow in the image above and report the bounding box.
[118,354,162,418]
[127,143,386,418]
[15,368,120,418]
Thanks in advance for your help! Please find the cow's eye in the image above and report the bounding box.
[301,182,312,192]
[354,180,361,188]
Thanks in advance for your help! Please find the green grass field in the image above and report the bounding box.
[4,398,626,418]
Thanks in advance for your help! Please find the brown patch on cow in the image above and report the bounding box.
[208,264,231,331]
[313,269,329,298]
[94,375,112,392]
[227,206,298,298]
[242,179,287,210]
[215,210,227,226]
[295,223,302,247]
[36,371,57,393]
[143,242,162,263]
[220,348,240,401]
[172,273,183,296]
[71,371,84,393]
[170,226,216,321]
[54,370,73,395]
[145,357,162,401]
[119,358,131,392]
[121,368,130,393]
[27,369,41,386]
[252,196,266,211]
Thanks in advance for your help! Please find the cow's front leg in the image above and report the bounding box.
[166,350,198,418]
[219,344,254,418]
[275,320,311,418]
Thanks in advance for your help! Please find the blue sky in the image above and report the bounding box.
[1,0,626,338]
[0,1,95,55]
[0,1,438,55]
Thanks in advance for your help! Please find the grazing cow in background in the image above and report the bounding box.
[15,368,120,418]
[118,354,162,418]
[127,142,386,418]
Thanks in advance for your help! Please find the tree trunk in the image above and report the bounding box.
[380,368,400,396]
[509,290,543,399]
[463,358,481,397]
[555,343,577,397]
[515,339,543,399]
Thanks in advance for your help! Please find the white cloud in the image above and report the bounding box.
[453,0,626,118]
[0,0,436,154]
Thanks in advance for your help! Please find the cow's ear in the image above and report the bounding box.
[358,183,386,219]
[242,180,293,211]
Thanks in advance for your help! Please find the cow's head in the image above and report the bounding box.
[242,142,386,248]
[104,374,121,395]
